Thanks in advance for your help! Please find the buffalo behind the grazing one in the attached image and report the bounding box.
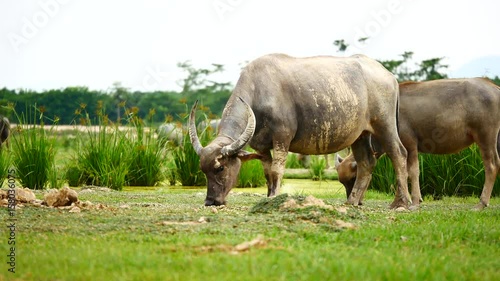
[189,53,411,209]
[335,78,500,210]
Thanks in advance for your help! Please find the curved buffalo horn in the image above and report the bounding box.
[220,97,256,156]
[188,100,203,155]
[334,153,343,169]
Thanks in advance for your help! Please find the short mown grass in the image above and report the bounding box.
[3,180,499,281]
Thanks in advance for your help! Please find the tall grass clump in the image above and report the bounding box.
[309,155,326,181]
[369,155,397,194]
[237,150,265,188]
[126,108,167,186]
[72,103,130,190]
[370,145,500,197]
[0,148,12,186]
[172,127,211,186]
[285,153,304,169]
[418,145,499,197]
[11,106,57,190]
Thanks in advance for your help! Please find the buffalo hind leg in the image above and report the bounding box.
[407,145,423,210]
[373,132,410,209]
[474,131,500,210]
[346,134,377,206]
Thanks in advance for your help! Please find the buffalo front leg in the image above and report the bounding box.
[266,142,289,197]
[259,150,275,197]
[347,135,377,206]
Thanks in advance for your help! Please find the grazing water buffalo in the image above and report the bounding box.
[0,116,10,148]
[189,53,410,208]
[335,78,500,210]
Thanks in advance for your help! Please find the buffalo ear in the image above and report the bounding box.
[237,150,263,162]
[350,161,357,170]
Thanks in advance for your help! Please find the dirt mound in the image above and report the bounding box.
[250,194,342,213]
[44,187,79,207]
[0,186,111,212]
[0,187,37,204]
[249,194,356,230]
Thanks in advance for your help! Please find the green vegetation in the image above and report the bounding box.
[237,155,265,188]
[0,63,232,125]
[5,183,499,281]
[68,104,168,190]
[285,153,304,169]
[171,129,208,186]
[11,107,57,189]
[309,155,327,181]
[0,148,11,185]
[125,112,167,187]
[370,145,500,198]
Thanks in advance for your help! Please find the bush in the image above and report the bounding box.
[71,105,131,190]
[0,148,12,187]
[11,107,57,190]
[172,128,209,186]
[65,164,84,187]
[285,153,304,168]
[238,152,265,187]
[370,145,500,198]
[126,113,167,187]
[309,155,326,181]
[70,105,169,190]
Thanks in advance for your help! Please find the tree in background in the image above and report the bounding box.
[334,38,448,82]
[177,61,232,94]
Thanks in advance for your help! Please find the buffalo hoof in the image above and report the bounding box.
[204,199,226,206]
[394,206,408,212]
[408,204,420,211]
[389,199,409,210]
[472,202,487,211]
[345,199,362,207]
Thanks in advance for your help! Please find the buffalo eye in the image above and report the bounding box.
[215,166,224,173]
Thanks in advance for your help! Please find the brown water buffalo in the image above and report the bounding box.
[0,116,10,148]
[335,78,500,210]
[189,53,410,208]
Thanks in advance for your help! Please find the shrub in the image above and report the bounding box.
[164,158,178,186]
[172,128,208,186]
[238,152,265,187]
[72,105,131,190]
[370,145,500,198]
[286,153,304,169]
[126,112,167,186]
[65,164,84,187]
[309,155,326,181]
[11,107,57,190]
[0,148,12,187]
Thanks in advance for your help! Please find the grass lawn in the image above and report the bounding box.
[1,179,499,281]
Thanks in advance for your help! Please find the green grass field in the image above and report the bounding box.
[2,179,500,281]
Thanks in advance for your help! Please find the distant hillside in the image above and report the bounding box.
[450,56,500,78]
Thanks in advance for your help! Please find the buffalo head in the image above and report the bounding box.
[334,154,358,199]
[189,98,261,206]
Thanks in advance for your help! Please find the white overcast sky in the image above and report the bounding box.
[1,0,499,92]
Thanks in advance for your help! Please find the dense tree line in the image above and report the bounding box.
[1,49,499,125]
[0,86,232,125]
[0,63,232,125]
